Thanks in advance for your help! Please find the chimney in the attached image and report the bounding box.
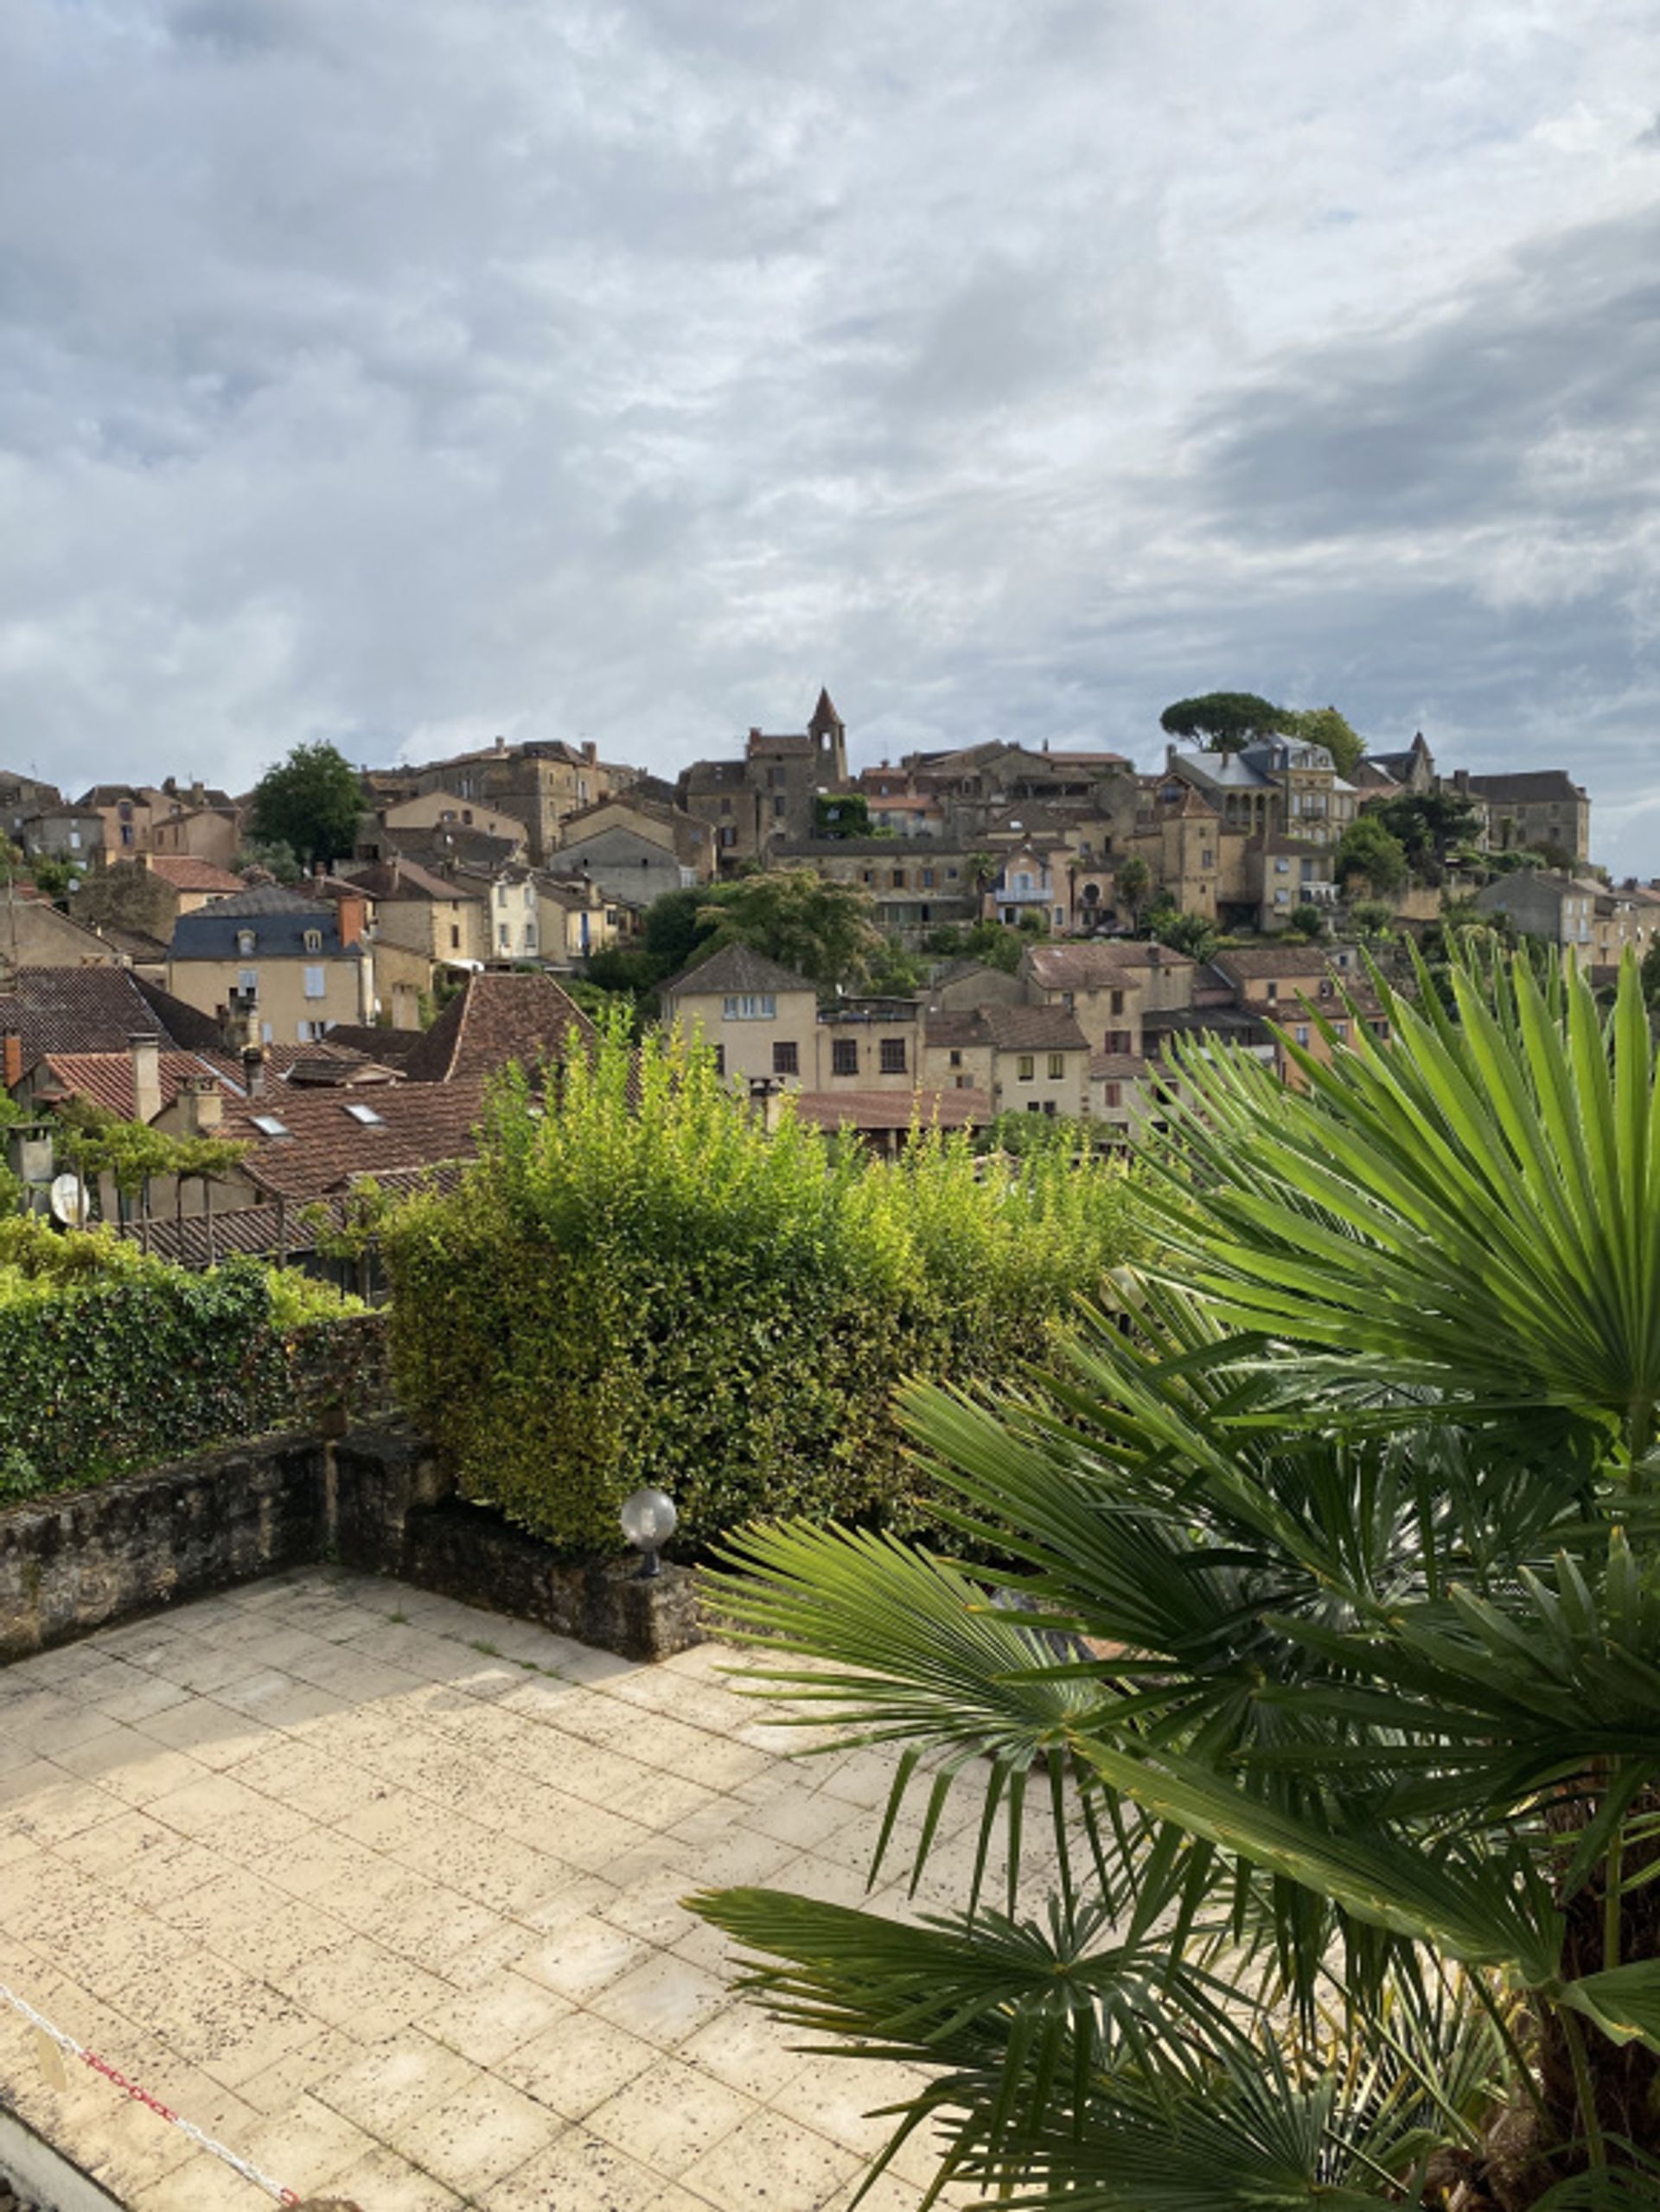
[495,735,507,754]
[130,1033,163,1125]
[335,890,367,947]
[2,1031,21,1093]
[583,741,597,766]
[242,1046,266,1099]
[179,1074,223,1136]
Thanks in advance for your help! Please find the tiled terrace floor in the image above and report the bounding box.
[0,1570,999,2211]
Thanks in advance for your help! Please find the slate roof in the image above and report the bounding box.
[745,731,814,758]
[169,885,366,961]
[1465,771,1587,805]
[1089,1052,1148,1081]
[792,1087,991,1133]
[1145,1005,1276,1048]
[400,971,594,1083]
[225,1078,490,1203]
[0,967,221,1059]
[661,942,816,999]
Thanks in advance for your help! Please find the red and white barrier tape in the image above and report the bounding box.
[0,1980,298,2204]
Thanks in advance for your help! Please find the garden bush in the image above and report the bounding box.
[0,1216,379,1502]
[383,1022,1139,1555]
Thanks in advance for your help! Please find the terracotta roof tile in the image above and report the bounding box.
[30,1050,245,1119]
[226,1079,489,1203]
[401,970,595,1083]
[1025,942,1195,990]
[793,1087,991,1131]
[0,967,214,1058]
[980,1004,1089,1053]
[1213,947,1341,979]
[141,856,247,894]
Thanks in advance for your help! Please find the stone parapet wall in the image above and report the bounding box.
[0,1437,323,1663]
[0,1425,699,1666]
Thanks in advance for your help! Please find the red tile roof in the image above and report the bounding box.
[225,1079,490,1202]
[978,1004,1089,1053]
[402,971,595,1083]
[792,1087,991,1132]
[0,967,221,1058]
[142,856,246,894]
[29,1050,244,1119]
[1025,943,1196,990]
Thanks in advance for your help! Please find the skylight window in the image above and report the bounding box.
[343,1103,384,1125]
[250,1114,290,1138]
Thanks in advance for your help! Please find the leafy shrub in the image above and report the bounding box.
[0,1217,379,1499]
[384,1023,1139,1557]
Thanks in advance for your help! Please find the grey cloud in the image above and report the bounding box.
[1191,208,1660,541]
[1,0,1658,881]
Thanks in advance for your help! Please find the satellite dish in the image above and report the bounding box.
[48,1173,88,1227]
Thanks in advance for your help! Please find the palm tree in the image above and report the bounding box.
[694,950,1660,2208]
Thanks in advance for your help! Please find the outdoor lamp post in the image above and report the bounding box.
[620,1487,677,1580]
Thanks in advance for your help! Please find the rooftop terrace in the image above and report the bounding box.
[0,1571,998,2211]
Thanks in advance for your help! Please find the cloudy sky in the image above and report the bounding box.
[3,2,1658,865]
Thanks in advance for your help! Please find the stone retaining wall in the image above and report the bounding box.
[0,1426,699,1667]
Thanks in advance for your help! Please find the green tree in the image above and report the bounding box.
[1286,900,1325,938]
[1336,813,1410,896]
[923,920,1029,974]
[1149,906,1218,960]
[1159,691,1283,754]
[1349,898,1395,940]
[29,853,81,901]
[384,1017,1138,1556]
[864,938,924,996]
[813,793,873,839]
[248,743,363,871]
[1374,788,1481,881]
[694,868,884,993]
[1281,703,1367,779]
[233,837,303,885]
[1114,852,1152,924]
[696,950,1660,2208]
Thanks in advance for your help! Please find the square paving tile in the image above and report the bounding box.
[0,1569,977,2212]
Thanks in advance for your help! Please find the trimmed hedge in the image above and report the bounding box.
[384,1023,1140,1557]
[0,1217,383,1502]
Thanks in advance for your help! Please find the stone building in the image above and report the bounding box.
[680,691,848,870]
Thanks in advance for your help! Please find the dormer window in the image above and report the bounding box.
[237,929,257,956]
[303,928,322,953]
